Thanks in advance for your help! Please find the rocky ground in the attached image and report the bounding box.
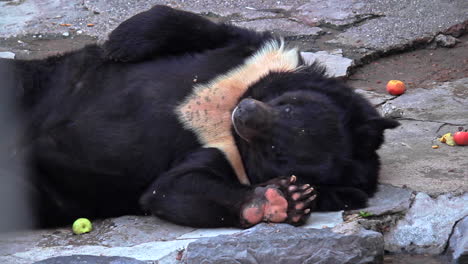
[0,0,467,263]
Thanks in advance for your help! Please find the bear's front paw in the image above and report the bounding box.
[240,175,317,227]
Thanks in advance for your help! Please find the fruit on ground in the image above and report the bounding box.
[72,218,93,235]
[453,131,468,146]
[439,133,456,146]
[386,80,406,96]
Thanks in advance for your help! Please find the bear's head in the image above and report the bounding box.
[233,73,399,184]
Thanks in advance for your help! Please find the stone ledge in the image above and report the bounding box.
[183,223,384,264]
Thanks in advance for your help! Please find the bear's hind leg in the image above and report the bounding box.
[104,5,270,62]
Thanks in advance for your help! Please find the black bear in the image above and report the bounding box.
[0,5,399,228]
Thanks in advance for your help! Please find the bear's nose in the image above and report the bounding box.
[234,98,258,123]
[232,98,274,141]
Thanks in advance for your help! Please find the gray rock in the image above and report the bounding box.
[350,184,413,216]
[380,102,404,119]
[33,255,146,264]
[301,50,353,77]
[344,185,412,234]
[234,19,322,37]
[184,223,384,264]
[5,239,196,264]
[358,214,401,235]
[89,215,194,247]
[384,193,468,254]
[292,0,379,28]
[447,216,468,264]
[435,34,459,48]
[325,0,468,54]
[354,89,394,107]
[0,51,15,59]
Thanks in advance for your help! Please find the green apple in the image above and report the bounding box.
[72,218,93,235]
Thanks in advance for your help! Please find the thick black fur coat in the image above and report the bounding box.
[0,6,399,228]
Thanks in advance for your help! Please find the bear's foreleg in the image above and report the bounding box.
[139,148,316,228]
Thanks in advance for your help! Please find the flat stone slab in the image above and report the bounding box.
[377,78,468,195]
[349,184,413,216]
[34,255,146,264]
[355,89,394,107]
[301,49,354,77]
[384,192,468,254]
[292,0,381,28]
[323,0,468,54]
[184,223,384,264]
[234,19,322,37]
[0,211,343,264]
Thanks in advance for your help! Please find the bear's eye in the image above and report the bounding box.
[284,106,291,113]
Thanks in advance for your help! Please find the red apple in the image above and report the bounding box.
[386,80,406,96]
[453,131,468,146]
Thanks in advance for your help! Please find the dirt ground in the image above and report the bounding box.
[346,34,468,93]
[0,35,97,60]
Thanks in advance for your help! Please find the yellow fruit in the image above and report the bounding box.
[438,133,456,146]
[72,218,92,235]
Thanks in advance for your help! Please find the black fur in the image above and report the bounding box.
[1,5,399,228]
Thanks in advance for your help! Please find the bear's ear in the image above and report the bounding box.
[368,117,400,130]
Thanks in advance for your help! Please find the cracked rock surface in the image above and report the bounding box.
[183,223,384,264]
[384,193,468,255]
[324,0,468,54]
[292,0,383,28]
[375,78,468,196]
